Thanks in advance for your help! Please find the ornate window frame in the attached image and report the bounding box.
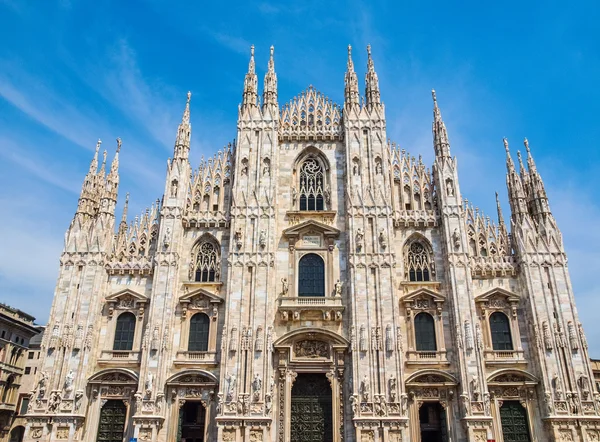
[475,288,524,365]
[292,148,331,212]
[402,288,448,365]
[102,290,148,363]
[176,288,222,366]
[280,220,342,322]
[403,235,436,282]
[188,235,222,284]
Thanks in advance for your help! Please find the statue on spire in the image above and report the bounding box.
[242,45,258,109]
[263,45,278,110]
[431,90,450,157]
[344,45,359,110]
[365,44,381,109]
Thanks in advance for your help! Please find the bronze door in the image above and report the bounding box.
[500,401,531,442]
[290,374,333,442]
[96,400,126,442]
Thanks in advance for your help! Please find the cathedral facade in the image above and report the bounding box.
[23,45,600,442]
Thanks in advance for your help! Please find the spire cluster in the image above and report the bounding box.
[504,138,551,223]
[77,138,122,219]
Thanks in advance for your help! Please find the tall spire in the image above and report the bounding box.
[364,45,381,109]
[431,90,450,157]
[495,191,506,229]
[344,45,359,110]
[118,193,129,236]
[174,92,192,160]
[105,137,121,198]
[242,45,258,109]
[77,139,103,217]
[89,139,101,173]
[524,138,537,174]
[263,45,278,110]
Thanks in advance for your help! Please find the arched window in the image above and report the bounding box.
[191,239,220,282]
[113,313,136,351]
[298,254,325,297]
[406,241,431,282]
[299,158,325,211]
[415,312,436,351]
[188,313,210,352]
[490,312,513,351]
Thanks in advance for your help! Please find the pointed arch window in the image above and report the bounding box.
[490,312,513,351]
[188,313,210,352]
[191,239,220,282]
[406,242,431,282]
[298,253,325,297]
[415,312,436,351]
[113,312,136,351]
[299,158,325,211]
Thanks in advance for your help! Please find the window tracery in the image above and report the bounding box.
[405,240,433,282]
[299,158,325,211]
[190,239,220,282]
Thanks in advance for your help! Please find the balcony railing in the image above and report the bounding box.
[175,351,218,366]
[406,350,448,365]
[278,296,344,322]
[98,350,141,364]
[484,349,525,365]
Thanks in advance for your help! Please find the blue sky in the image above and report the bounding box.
[1,1,599,353]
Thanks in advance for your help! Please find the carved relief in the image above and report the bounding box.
[294,340,329,358]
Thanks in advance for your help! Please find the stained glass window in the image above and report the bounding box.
[490,312,513,351]
[415,312,436,351]
[113,312,135,351]
[188,313,210,352]
[192,240,220,282]
[406,242,431,282]
[298,254,325,297]
[299,158,325,211]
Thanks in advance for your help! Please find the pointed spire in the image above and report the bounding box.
[503,137,515,172]
[365,45,381,109]
[263,45,278,109]
[516,150,528,177]
[174,92,192,160]
[344,45,359,110]
[118,192,129,237]
[524,137,537,173]
[110,137,121,173]
[432,90,450,157]
[242,45,258,109]
[495,191,506,228]
[89,139,101,173]
[98,150,107,178]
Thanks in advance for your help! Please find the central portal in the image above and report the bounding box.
[290,373,333,442]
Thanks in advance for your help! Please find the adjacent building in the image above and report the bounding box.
[0,305,41,442]
[22,45,600,442]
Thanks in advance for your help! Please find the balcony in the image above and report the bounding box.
[484,349,526,366]
[278,296,344,322]
[406,350,449,366]
[97,350,141,366]
[174,351,218,366]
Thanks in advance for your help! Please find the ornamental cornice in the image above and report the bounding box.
[160,206,183,219]
[60,252,106,266]
[227,252,275,267]
[183,214,230,229]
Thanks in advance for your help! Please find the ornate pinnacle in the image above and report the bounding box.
[268,45,274,72]
[431,90,449,157]
[249,45,255,74]
[503,137,509,153]
[347,45,354,71]
[365,44,380,107]
[116,137,122,153]
[524,137,530,153]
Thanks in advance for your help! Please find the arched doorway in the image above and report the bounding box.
[96,400,127,442]
[419,402,448,442]
[499,401,531,442]
[9,426,24,442]
[290,374,332,442]
[178,401,206,442]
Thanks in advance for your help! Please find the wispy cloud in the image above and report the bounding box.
[0,137,80,194]
[206,31,252,57]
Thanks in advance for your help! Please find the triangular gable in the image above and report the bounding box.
[180,287,223,304]
[475,287,519,303]
[402,287,445,304]
[282,219,341,239]
[105,288,148,303]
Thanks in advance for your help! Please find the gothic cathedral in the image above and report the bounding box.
[24,45,600,442]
